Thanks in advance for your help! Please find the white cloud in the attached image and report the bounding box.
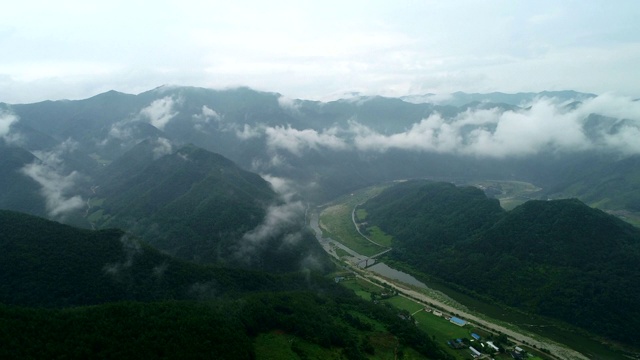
[277,95,301,112]
[106,120,135,142]
[0,110,23,145]
[235,200,305,262]
[251,153,287,172]
[260,174,299,202]
[236,124,263,140]
[575,93,640,121]
[264,125,348,156]
[351,94,640,157]
[140,96,178,130]
[192,105,221,132]
[192,105,220,123]
[20,139,85,218]
[152,137,173,159]
[28,169,83,217]
[0,111,18,138]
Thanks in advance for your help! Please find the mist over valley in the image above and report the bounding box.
[1,85,639,359]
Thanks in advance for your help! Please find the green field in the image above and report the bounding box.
[334,247,351,258]
[255,302,434,359]
[340,277,384,294]
[355,208,394,247]
[320,204,386,256]
[326,180,635,360]
[364,226,394,247]
[319,184,392,256]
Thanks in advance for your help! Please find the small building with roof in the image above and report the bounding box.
[486,341,500,352]
[469,346,481,357]
[450,316,466,326]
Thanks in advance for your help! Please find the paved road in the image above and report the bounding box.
[363,272,588,360]
[310,208,589,360]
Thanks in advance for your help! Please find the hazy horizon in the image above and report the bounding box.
[1,0,639,103]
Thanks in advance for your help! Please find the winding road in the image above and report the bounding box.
[310,208,589,360]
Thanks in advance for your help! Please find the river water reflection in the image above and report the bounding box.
[368,262,429,289]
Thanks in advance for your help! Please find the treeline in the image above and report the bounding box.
[0,210,320,308]
[362,180,640,344]
[0,291,452,359]
[0,209,453,358]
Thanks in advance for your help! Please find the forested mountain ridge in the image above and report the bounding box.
[544,153,640,213]
[0,210,452,359]
[0,209,316,308]
[363,181,505,252]
[3,86,639,209]
[85,142,328,271]
[362,180,640,344]
[0,145,45,216]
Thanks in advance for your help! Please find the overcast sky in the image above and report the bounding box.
[1,0,638,103]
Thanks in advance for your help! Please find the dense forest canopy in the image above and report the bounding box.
[362,180,640,343]
[0,210,451,359]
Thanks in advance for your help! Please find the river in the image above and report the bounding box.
[308,208,593,360]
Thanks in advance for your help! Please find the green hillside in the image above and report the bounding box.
[0,145,45,216]
[545,154,640,223]
[362,180,640,344]
[89,143,325,270]
[363,180,505,254]
[0,291,453,360]
[0,210,452,359]
[0,210,322,307]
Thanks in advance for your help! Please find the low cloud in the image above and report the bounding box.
[236,124,348,156]
[240,95,640,159]
[277,95,302,113]
[152,137,173,159]
[140,96,179,130]
[235,200,305,264]
[0,110,22,145]
[261,174,300,202]
[236,124,263,140]
[242,201,305,246]
[192,105,221,123]
[264,125,348,156]
[192,105,221,132]
[106,120,134,141]
[103,235,142,276]
[20,139,85,218]
[351,95,640,157]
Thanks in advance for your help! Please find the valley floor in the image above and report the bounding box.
[309,184,627,360]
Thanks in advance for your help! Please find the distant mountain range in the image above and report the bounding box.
[1,85,639,353]
[401,90,596,106]
[2,86,637,208]
[1,85,638,268]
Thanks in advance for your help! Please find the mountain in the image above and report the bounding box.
[0,145,46,216]
[0,209,309,308]
[402,90,597,106]
[88,142,328,271]
[3,85,636,210]
[361,180,640,344]
[362,181,505,252]
[0,210,452,360]
[545,153,640,213]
